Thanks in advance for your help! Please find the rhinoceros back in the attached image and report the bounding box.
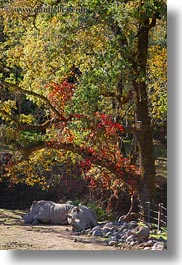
[48,202,73,224]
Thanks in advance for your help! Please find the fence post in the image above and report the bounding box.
[158,203,163,231]
[146,201,151,223]
[138,200,144,221]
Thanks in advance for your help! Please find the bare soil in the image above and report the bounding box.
[0,209,123,251]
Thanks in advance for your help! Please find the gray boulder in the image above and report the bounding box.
[132,225,150,240]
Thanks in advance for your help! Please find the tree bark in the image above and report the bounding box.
[134,81,156,202]
[133,20,156,202]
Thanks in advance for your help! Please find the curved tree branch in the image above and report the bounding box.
[19,140,141,189]
[19,119,52,131]
[1,81,65,119]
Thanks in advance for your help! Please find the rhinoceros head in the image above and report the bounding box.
[23,201,39,224]
[67,206,84,232]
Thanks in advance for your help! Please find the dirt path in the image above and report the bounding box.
[0,209,118,250]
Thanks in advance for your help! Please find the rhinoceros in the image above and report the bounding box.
[23,200,74,225]
[67,205,97,232]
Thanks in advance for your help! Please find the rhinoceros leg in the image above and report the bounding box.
[60,219,69,225]
[23,213,34,224]
[32,218,40,225]
[32,213,49,224]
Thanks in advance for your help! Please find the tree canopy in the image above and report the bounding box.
[0,0,167,203]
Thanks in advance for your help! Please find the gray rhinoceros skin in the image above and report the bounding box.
[23,200,74,225]
[67,205,97,232]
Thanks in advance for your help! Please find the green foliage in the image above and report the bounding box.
[150,225,167,241]
[17,131,45,148]
[0,0,167,201]
[85,201,111,221]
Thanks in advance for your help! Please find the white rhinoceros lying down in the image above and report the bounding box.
[67,205,97,232]
[23,200,74,225]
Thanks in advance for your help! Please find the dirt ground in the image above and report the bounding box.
[0,208,125,251]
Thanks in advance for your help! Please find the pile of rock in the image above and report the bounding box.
[85,221,167,250]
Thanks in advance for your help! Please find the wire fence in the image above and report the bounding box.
[138,200,167,231]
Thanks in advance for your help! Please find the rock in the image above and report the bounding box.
[151,242,166,250]
[91,226,101,232]
[128,221,138,229]
[144,247,151,250]
[74,219,166,250]
[145,240,155,247]
[109,236,118,242]
[130,241,136,246]
[112,221,120,226]
[123,228,129,234]
[118,225,128,233]
[102,227,111,235]
[118,238,126,243]
[108,240,118,246]
[126,230,132,237]
[139,240,155,248]
[105,231,113,237]
[120,234,127,241]
[132,226,150,239]
[113,232,121,239]
[126,235,136,243]
[92,229,103,237]
[138,238,146,244]
[103,240,109,246]
[104,222,114,228]
[103,224,115,233]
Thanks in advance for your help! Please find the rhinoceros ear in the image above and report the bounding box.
[32,201,37,206]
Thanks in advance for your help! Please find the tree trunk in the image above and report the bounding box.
[133,20,156,203]
[129,135,138,165]
[134,81,156,203]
